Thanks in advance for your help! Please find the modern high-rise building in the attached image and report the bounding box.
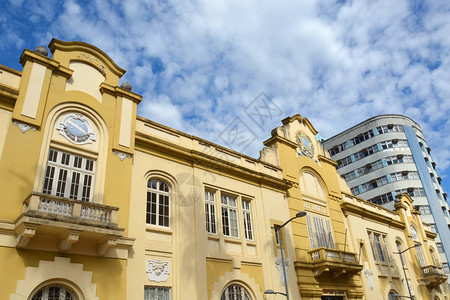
[324,115,450,276]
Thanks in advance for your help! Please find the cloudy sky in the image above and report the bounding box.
[1,0,450,194]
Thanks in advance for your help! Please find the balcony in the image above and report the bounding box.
[14,192,133,255]
[420,265,448,287]
[307,248,363,279]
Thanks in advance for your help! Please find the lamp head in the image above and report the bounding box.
[296,211,307,218]
[264,289,276,295]
[414,242,422,247]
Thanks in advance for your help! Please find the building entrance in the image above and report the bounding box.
[321,296,344,300]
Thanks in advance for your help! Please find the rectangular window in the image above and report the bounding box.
[306,214,335,249]
[221,194,239,237]
[430,224,437,233]
[437,243,444,253]
[443,262,450,273]
[242,200,253,240]
[42,149,95,201]
[144,286,170,300]
[274,228,281,245]
[205,191,217,234]
[368,231,389,263]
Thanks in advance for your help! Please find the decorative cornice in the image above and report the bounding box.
[340,201,405,230]
[0,83,19,108]
[263,134,298,148]
[318,155,338,167]
[20,49,73,78]
[49,39,126,77]
[135,132,290,191]
[281,114,319,135]
[99,82,142,104]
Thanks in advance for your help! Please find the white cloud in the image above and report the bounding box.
[2,0,450,192]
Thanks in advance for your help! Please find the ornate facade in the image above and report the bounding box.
[0,40,447,299]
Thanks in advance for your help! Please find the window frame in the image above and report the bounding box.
[306,213,335,250]
[242,199,253,241]
[221,284,251,300]
[42,148,96,202]
[146,179,171,228]
[144,286,170,300]
[31,284,77,300]
[205,190,217,234]
[368,230,390,264]
[204,187,255,242]
[221,194,240,238]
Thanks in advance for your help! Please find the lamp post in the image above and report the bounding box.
[393,242,422,300]
[269,211,307,299]
[264,289,287,297]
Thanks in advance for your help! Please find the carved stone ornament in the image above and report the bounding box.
[13,121,37,133]
[364,269,374,291]
[275,257,290,286]
[147,259,170,282]
[113,150,131,161]
[57,113,96,145]
[77,53,106,74]
[295,130,315,158]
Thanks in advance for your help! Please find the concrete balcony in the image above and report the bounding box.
[420,265,448,287]
[14,192,133,256]
[307,248,363,279]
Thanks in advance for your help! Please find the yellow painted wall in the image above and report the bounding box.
[1,247,127,299]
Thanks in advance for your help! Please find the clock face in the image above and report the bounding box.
[58,113,96,144]
[296,131,314,158]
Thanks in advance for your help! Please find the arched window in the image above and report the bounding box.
[221,284,251,300]
[388,290,399,300]
[147,179,170,227]
[396,241,405,266]
[31,284,76,300]
[410,225,425,267]
[410,225,419,240]
[300,171,335,250]
[430,247,439,266]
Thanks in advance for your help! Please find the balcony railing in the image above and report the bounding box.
[14,192,126,255]
[422,265,445,276]
[420,265,447,286]
[307,247,363,278]
[24,192,118,226]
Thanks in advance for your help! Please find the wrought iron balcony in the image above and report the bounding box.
[420,265,447,286]
[14,192,132,255]
[307,247,363,279]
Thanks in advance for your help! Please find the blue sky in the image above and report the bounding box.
[1,0,450,195]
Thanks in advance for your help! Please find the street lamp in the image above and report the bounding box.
[393,242,422,300]
[270,211,307,299]
[264,289,287,297]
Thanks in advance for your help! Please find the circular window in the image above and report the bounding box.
[31,284,77,300]
[221,284,251,300]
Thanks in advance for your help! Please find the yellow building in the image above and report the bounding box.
[0,40,447,300]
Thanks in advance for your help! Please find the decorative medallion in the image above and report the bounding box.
[296,131,314,158]
[13,121,37,133]
[113,150,132,161]
[58,113,96,144]
[147,259,170,282]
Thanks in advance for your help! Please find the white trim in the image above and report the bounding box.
[22,62,46,119]
[119,97,133,148]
